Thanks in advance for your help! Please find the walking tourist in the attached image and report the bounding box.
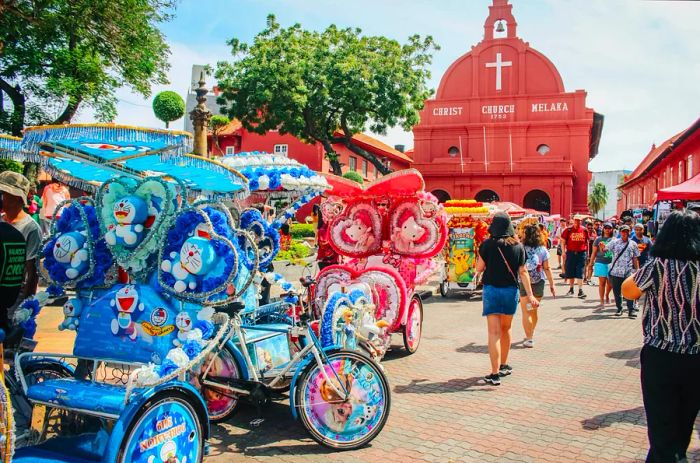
[476,212,539,385]
[584,220,597,285]
[587,222,614,309]
[622,210,700,463]
[0,172,41,306]
[0,220,26,333]
[39,181,70,237]
[607,225,640,317]
[555,217,566,270]
[519,225,555,348]
[631,223,652,266]
[314,203,338,271]
[562,215,588,298]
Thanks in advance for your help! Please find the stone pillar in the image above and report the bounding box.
[189,72,212,157]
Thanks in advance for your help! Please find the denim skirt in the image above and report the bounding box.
[482,284,519,316]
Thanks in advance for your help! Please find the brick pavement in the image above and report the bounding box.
[202,275,700,463]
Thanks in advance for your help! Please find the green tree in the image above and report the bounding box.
[215,15,438,175]
[209,114,230,155]
[0,159,24,174]
[0,0,174,136]
[588,182,608,218]
[342,171,364,185]
[152,91,185,128]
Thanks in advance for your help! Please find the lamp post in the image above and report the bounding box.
[189,71,212,157]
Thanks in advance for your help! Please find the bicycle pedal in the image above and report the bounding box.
[250,418,265,428]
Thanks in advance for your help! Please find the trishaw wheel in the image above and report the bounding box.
[117,392,204,463]
[295,350,390,450]
[439,281,449,298]
[402,296,423,354]
[200,345,243,423]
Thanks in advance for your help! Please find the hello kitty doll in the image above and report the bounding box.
[104,195,149,248]
[393,215,426,253]
[58,297,83,331]
[110,285,145,340]
[344,210,376,252]
[52,231,89,279]
[161,236,217,293]
[174,311,192,346]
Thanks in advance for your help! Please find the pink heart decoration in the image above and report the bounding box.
[314,264,407,331]
[389,198,447,258]
[328,201,382,258]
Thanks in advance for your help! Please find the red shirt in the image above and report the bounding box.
[562,225,589,253]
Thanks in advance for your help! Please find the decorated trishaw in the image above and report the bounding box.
[2,124,390,462]
[306,170,447,359]
[439,200,490,298]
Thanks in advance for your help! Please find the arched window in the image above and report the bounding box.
[523,190,551,213]
[431,189,451,203]
[688,155,694,179]
[536,144,550,155]
[447,146,460,158]
[679,161,684,184]
[475,189,500,203]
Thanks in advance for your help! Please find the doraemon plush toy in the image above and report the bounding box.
[161,237,217,293]
[52,231,89,279]
[174,311,192,346]
[110,285,145,340]
[58,297,83,331]
[104,195,149,248]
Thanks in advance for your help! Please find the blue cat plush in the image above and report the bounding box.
[104,195,149,248]
[52,231,89,280]
[161,236,217,293]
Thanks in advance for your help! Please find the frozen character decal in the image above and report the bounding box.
[58,297,83,331]
[161,237,217,293]
[104,195,149,248]
[329,202,382,257]
[110,285,145,340]
[52,231,89,279]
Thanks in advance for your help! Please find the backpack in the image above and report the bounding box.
[524,247,543,283]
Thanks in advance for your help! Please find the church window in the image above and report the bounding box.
[273,144,288,155]
[536,144,550,155]
[448,146,460,157]
[349,156,357,172]
[225,146,235,155]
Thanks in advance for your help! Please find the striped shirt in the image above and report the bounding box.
[634,258,700,354]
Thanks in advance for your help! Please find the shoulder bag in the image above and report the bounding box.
[497,245,519,285]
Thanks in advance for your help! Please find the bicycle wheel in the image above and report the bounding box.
[294,350,390,450]
[199,346,243,423]
[402,295,423,354]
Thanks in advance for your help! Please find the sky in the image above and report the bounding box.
[77,0,700,173]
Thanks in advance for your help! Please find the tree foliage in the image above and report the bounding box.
[588,182,608,217]
[152,90,185,128]
[0,0,175,135]
[215,15,438,175]
[342,170,364,184]
[209,114,230,155]
[0,159,24,174]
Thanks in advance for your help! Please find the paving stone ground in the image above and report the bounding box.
[33,264,700,462]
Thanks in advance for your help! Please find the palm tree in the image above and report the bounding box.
[588,182,608,218]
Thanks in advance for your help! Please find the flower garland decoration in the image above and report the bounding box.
[240,208,280,268]
[446,215,489,243]
[444,199,491,216]
[158,206,239,303]
[42,199,114,289]
[222,152,329,194]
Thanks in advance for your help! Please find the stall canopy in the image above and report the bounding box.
[656,173,700,201]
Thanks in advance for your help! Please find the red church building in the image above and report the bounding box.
[617,117,700,213]
[412,0,603,215]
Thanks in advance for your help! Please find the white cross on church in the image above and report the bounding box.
[485,53,512,91]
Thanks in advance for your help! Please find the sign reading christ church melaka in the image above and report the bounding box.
[432,102,569,120]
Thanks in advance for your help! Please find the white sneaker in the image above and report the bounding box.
[523,339,534,348]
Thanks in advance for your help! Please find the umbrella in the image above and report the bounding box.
[20,124,248,199]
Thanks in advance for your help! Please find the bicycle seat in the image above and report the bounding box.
[218,301,246,318]
[299,276,316,288]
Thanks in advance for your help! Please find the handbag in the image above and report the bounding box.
[497,245,519,285]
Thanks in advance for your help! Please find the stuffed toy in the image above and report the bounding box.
[174,311,193,346]
[393,215,426,253]
[104,195,149,248]
[52,231,89,279]
[110,285,145,340]
[58,297,83,331]
[160,236,217,293]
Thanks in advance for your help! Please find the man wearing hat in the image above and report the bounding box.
[561,215,589,298]
[0,171,42,307]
